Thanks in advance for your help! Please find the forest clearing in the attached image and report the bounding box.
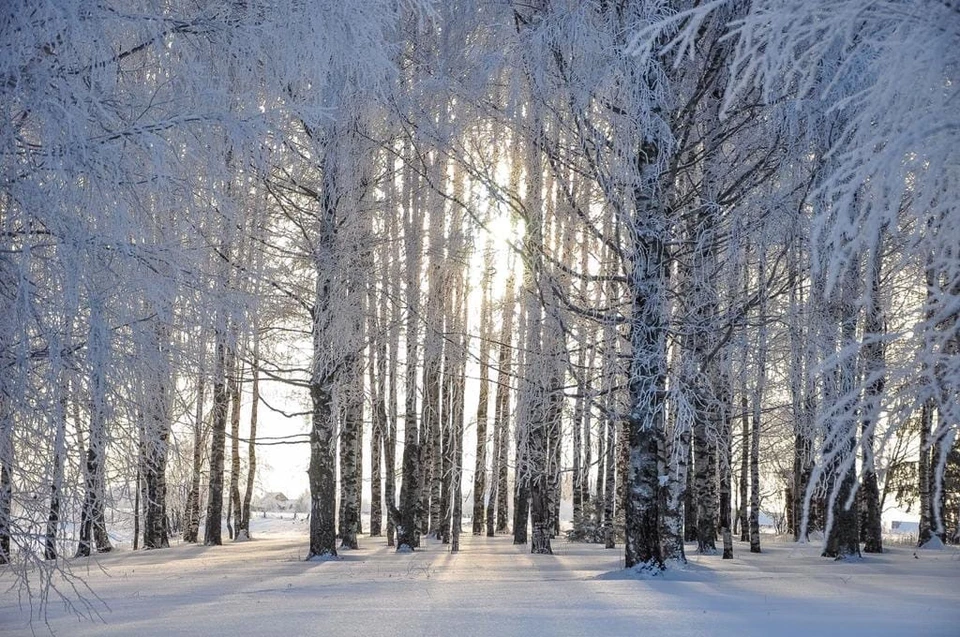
[2,518,958,636]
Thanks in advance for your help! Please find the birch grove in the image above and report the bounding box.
[1,0,957,612]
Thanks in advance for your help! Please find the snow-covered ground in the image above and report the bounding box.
[2,517,958,636]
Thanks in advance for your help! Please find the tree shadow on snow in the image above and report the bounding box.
[595,559,717,582]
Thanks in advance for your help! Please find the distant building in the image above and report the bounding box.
[256,491,292,512]
[888,520,919,535]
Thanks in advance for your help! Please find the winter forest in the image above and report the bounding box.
[1,0,959,634]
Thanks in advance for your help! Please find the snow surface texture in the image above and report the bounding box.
[2,518,958,636]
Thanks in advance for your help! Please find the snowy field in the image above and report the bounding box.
[2,518,958,636]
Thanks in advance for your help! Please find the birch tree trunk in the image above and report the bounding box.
[918,401,933,546]
[719,393,734,560]
[0,395,10,565]
[308,362,338,559]
[694,417,718,554]
[821,259,861,560]
[142,317,172,550]
[439,323,454,544]
[383,150,402,548]
[450,261,468,552]
[397,142,424,551]
[623,148,669,570]
[77,298,113,556]
[472,243,494,535]
[204,326,230,546]
[512,295,531,546]
[385,200,401,548]
[749,247,766,555]
[239,342,259,540]
[603,417,616,549]
[739,400,749,541]
[420,177,446,538]
[183,350,207,543]
[44,355,70,560]
[336,159,370,550]
[859,230,885,553]
[369,283,386,538]
[338,377,362,550]
[227,355,244,541]
[918,262,938,546]
[488,274,516,537]
[306,115,365,559]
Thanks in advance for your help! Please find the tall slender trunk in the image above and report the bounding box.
[204,327,229,546]
[239,344,259,540]
[918,400,933,545]
[683,443,698,543]
[526,160,557,554]
[142,319,172,550]
[450,361,465,552]
[572,352,585,534]
[549,388,563,539]
[338,380,362,549]
[308,374,338,558]
[397,144,423,551]
[78,301,113,556]
[797,367,818,537]
[472,244,494,535]
[307,176,339,558]
[569,219,590,536]
[738,396,750,542]
[385,352,398,547]
[718,376,734,559]
[694,422,718,554]
[421,296,442,535]
[513,297,531,546]
[133,465,141,551]
[338,267,366,550]
[821,260,861,560]
[384,169,401,547]
[787,233,808,541]
[859,231,885,553]
[420,152,447,539]
[595,413,606,529]
[442,204,468,545]
[918,261,938,546]
[369,304,385,538]
[421,339,442,538]
[662,414,690,561]
[228,355,244,541]
[749,409,762,553]
[0,393,10,565]
[603,418,616,549]
[441,179,469,544]
[738,233,751,544]
[385,255,400,548]
[44,358,69,560]
[489,274,516,536]
[439,344,454,544]
[45,445,65,560]
[749,248,766,555]
[354,389,364,539]
[450,266,468,551]
[184,351,207,543]
[581,301,598,525]
[487,370,503,538]
[739,396,749,542]
[141,410,170,550]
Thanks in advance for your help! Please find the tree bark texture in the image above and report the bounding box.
[204,330,229,546]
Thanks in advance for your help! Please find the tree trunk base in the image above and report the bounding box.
[531,524,553,555]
